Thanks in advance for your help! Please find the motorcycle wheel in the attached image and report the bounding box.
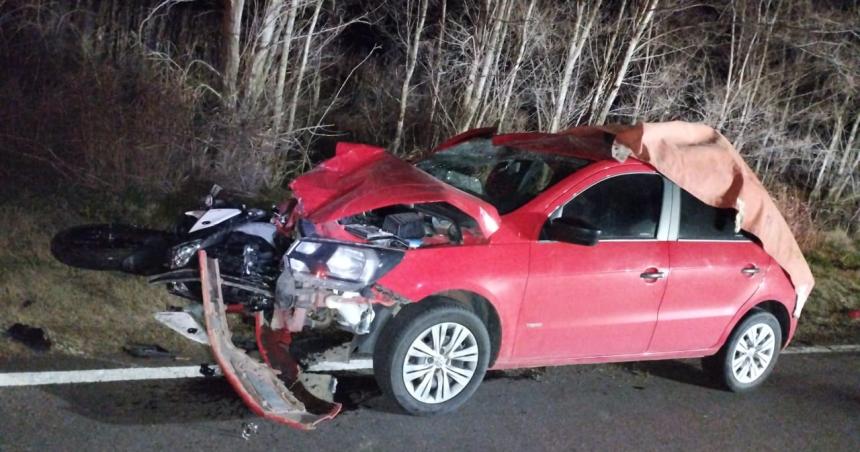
[51,224,171,275]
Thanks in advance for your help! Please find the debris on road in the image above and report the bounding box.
[122,343,174,359]
[6,323,51,351]
[240,422,259,440]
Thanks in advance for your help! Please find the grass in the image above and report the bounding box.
[0,188,857,362]
[797,230,860,344]
[0,190,208,361]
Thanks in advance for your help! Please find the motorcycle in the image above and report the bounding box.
[51,185,289,310]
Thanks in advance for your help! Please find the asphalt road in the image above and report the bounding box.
[0,352,857,451]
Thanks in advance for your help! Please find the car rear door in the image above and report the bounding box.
[513,171,672,361]
[647,186,771,353]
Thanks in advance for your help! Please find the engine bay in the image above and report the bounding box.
[338,202,479,249]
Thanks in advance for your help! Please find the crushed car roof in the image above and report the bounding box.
[433,126,623,162]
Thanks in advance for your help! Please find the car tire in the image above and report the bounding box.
[373,299,490,415]
[703,310,782,392]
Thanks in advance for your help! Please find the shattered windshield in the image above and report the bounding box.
[417,138,589,214]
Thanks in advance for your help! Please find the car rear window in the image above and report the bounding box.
[679,190,746,240]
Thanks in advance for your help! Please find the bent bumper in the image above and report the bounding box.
[199,250,341,429]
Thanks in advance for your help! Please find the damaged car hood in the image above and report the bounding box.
[290,143,502,237]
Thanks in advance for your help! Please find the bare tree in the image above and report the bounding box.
[593,0,659,124]
[391,0,429,153]
[549,0,601,132]
[222,0,245,108]
[286,0,323,135]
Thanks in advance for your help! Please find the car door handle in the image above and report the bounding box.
[741,266,760,276]
[640,270,665,280]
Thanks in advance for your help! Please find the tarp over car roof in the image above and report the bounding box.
[446,122,814,317]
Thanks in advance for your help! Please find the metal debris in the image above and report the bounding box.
[240,422,259,440]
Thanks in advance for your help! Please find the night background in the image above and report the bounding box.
[0,1,858,449]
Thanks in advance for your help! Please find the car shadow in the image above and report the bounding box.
[43,376,254,426]
[43,361,728,426]
[43,373,398,425]
[619,359,727,391]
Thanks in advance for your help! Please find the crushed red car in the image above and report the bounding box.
[180,122,813,429]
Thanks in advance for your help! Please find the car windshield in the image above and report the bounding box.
[417,138,589,214]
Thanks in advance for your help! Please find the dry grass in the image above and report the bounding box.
[769,183,821,250]
[0,198,208,361]
[797,230,860,344]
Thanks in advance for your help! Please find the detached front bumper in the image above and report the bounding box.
[198,250,341,429]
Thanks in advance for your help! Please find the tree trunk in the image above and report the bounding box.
[594,0,659,125]
[223,0,246,109]
[392,0,429,153]
[550,0,600,132]
[499,0,535,130]
[273,0,298,133]
[285,0,323,135]
[245,0,285,110]
[428,0,447,138]
[463,0,509,130]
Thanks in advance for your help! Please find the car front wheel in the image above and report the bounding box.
[374,300,490,415]
[703,310,782,392]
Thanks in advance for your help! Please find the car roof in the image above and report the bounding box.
[434,127,620,162]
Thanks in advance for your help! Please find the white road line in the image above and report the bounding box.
[0,366,220,387]
[306,358,373,372]
[782,344,860,355]
[0,344,857,388]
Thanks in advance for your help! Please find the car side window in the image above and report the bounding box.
[679,189,746,240]
[557,174,663,240]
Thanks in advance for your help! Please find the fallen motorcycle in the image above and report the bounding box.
[51,185,288,310]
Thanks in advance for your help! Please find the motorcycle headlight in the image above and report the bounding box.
[287,238,404,289]
[169,239,203,269]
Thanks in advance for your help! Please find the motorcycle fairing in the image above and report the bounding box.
[189,208,242,233]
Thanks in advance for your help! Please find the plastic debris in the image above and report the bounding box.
[6,323,51,351]
[241,422,259,440]
[122,343,174,359]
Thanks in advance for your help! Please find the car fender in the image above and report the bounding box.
[375,243,530,362]
[711,263,797,353]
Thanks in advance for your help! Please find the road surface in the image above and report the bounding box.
[1,352,857,451]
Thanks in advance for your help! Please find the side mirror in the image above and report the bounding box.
[205,184,222,208]
[544,217,601,246]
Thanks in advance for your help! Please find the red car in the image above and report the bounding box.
[197,129,798,428]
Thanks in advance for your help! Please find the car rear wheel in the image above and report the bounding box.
[373,300,490,415]
[703,310,782,392]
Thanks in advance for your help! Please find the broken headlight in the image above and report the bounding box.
[287,238,404,289]
[169,239,203,269]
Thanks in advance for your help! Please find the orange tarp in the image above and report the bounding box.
[443,122,814,316]
[600,122,813,316]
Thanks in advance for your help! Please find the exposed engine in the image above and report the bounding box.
[338,202,478,249]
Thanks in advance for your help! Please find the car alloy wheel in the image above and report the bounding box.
[702,309,782,392]
[374,299,490,415]
[402,322,479,404]
[730,323,776,384]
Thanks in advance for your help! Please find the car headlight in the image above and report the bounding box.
[169,239,203,269]
[287,238,404,289]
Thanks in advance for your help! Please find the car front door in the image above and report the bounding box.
[647,187,772,353]
[513,171,671,361]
